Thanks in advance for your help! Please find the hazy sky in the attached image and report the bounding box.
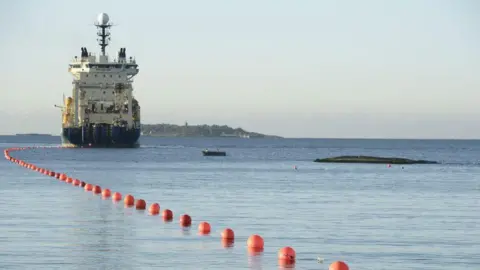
[1,0,479,138]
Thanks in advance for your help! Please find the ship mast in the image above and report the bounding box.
[94,13,112,56]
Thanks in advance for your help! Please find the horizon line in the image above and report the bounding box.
[2,133,480,141]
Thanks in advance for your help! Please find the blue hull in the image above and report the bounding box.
[61,126,141,148]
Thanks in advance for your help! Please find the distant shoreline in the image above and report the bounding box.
[141,123,282,138]
[15,133,52,136]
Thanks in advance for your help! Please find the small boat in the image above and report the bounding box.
[202,149,226,156]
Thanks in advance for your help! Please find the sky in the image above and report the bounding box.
[0,0,479,138]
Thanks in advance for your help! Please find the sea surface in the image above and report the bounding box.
[0,135,479,270]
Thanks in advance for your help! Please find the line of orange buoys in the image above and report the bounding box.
[3,146,350,270]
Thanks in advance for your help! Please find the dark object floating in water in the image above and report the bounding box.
[202,149,226,156]
[314,155,438,164]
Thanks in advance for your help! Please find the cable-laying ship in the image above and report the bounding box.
[57,13,141,148]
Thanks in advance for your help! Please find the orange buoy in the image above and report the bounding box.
[101,188,111,198]
[329,261,349,270]
[55,173,61,179]
[84,183,93,191]
[112,192,122,202]
[66,177,73,183]
[72,179,80,186]
[278,246,296,262]
[162,209,173,221]
[198,222,211,235]
[148,203,160,215]
[247,234,264,249]
[49,171,55,177]
[80,181,86,187]
[135,199,146,210]
[92,185,101,194]
[60,174,67,181]
[179,214,191,227]
[124,194,134,207]
[221,228,235,240]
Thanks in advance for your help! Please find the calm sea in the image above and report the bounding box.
[0,135,479,270]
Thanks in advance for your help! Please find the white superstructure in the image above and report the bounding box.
[61,13,140,131]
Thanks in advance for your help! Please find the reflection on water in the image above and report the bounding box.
[278,264,296,270]
[181,227,191,236]
[248,251,264,270]
[221,238,235,248]
[69,197,136,269]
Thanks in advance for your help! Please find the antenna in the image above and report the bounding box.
[94,13,113,56]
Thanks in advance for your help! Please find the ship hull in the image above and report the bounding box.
[61,126,141,148]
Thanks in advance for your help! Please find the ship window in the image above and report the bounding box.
[110,75,112,77]
[86,74,89,77]
[95,74,97,77]
[103,74,106,77]
[100,104,104,111]
[118,75,121,78]
[103,91,106,94]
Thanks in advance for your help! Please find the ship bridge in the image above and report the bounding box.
[68,48,139,82]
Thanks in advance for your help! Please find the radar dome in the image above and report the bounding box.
[97,13,110,25]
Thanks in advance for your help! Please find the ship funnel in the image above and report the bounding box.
[81,47,89,58]
[118,48,126,59]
